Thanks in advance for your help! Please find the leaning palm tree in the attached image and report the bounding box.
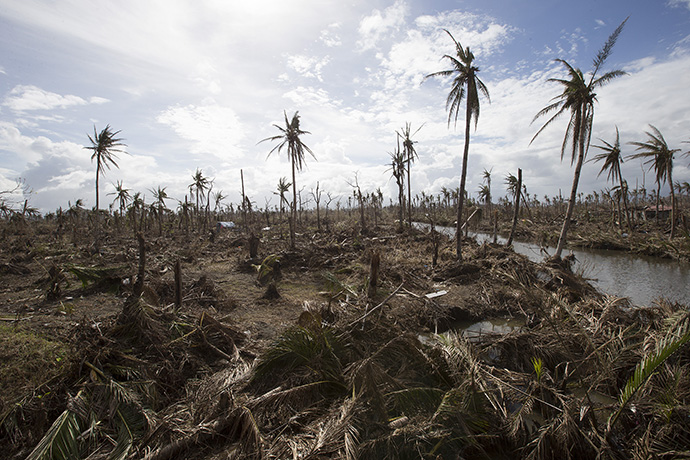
[591,126,632,231]
[531,18,627,259]
[424,29,490,261]
[397,122,422,227]
[629,125,683,238]
[84,125,126,210]
[260,111,315,248]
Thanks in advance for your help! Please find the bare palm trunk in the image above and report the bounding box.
[620,178,632,232]
[290,155,297,249]
[554,148,585,259]
[95,160,100,210]
[407,154,412,228]
[456,102,471,261]
[507,168,522,246]
[669,169,676,239]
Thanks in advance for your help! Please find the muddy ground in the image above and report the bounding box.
[1,220,689,459]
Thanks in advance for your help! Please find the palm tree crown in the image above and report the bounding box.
[85,124,126,210]
[591,126,632,230]
[425,29,490,129]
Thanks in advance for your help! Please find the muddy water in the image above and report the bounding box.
[421,224,690,307]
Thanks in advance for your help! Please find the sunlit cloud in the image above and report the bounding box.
[3,86,108,112]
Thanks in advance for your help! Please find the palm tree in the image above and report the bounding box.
[84,125,126,210]
[397,122,422,227]
[531,18,627,259]
[388,145,406,231]
[591,127,632,231]
[482,168,493,219]
[630,125,683,238]
[260,111,315,248]
[109,180,131,219]
[425,29,490,261]
[151,186,170,236]
[189,169,210,213]
[273,177,292,239]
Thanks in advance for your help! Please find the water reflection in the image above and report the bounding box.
[418,223,690,307]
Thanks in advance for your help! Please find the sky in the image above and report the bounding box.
[1,0,689,215]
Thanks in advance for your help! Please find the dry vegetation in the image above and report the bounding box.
[0,212,689,460]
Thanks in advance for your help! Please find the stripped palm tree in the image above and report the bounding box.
[388,144,406,231]
[260,111,315,248]
[425,29,490,261]
[151,186,169,236]
[591,126,632,231]
[396,122,422,227]
[531,18,627,259]
[629,125,684,238]
[84,125,126,210]
[109,180,131,220]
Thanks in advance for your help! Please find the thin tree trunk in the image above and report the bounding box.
[507,168,522,246]
[95,161,100,210]
[456,101,471,261]
[669,168,676,239]
[554,149,585,259]
[241,169,247,231]
[621,179,632,232]
[407,152,412,228]
[290,155,297,248]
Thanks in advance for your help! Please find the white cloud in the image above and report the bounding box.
[668,0,690,9]
[156,102,247,161]
[357,0,408,51]
[320,23,342,48]
[3,85,107,112]
[286,55,331,82]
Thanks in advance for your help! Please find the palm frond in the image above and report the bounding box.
[607,318,690,433]
[26,392,85,460]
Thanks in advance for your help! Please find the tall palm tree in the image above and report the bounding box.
[630,125,683,238]
[591,126,632,231]
[397,122,422,227]
[531,18,627,259]
[260,111,315,248]
[425,29,490,261]
[85,125,126,210]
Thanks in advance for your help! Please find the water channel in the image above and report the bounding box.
[420,223,690,307]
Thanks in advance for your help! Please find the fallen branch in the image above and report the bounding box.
[349,282,404,327]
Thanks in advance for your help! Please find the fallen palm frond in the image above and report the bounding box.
[252,324,347,386]
[25,391,85,460]
[607,317,690,436]
[65,264,130,289]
